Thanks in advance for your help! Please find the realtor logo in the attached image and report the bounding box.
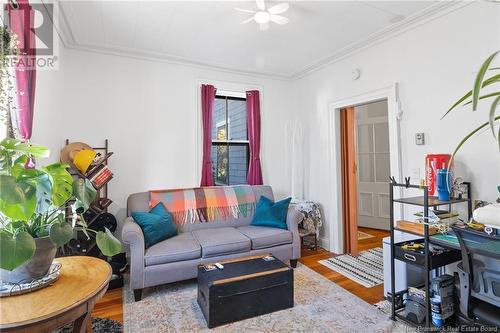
[31,3,54,56]
[4,0,59,70]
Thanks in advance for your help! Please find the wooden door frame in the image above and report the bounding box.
[327,84,403,254]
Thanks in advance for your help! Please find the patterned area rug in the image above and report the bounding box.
[123,264,401,332]
[358,230,375,240]
[318,247,384,288]
[54,317,122,332]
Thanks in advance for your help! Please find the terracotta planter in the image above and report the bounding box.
[0,236,57,283]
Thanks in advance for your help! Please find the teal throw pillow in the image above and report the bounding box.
[251,196,292,230]
[132,203,178,248]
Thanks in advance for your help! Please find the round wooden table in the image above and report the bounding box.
[0,256,111,333]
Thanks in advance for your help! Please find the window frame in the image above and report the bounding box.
[212,94,250,186]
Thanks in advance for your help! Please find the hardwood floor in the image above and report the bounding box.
[92,287,123,323]
[299,227,389,305]
[92,226,389,324]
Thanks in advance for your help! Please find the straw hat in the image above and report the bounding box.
[60,142,92,166]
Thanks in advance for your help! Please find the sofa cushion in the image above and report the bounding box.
[251,196,291,230]
[237,225,293,250]
[132,203,178,248]
[144,232,201,266]
[192,227,251,258]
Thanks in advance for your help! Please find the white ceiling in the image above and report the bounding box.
[58,1,451,79]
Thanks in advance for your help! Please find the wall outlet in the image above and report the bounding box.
[415,133,425,145]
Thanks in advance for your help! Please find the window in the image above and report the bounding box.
[211,95,249,185]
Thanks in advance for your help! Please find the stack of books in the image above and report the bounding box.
[90,165,113,188]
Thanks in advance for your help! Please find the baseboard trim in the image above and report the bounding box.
[319,237,330,251]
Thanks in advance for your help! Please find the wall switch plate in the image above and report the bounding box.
[411,168,420,180]
[415,133,425,145]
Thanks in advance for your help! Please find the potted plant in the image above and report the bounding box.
[0,138,121,283]
[443,50,500,159]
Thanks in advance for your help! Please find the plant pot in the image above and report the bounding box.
[0,236,57,284]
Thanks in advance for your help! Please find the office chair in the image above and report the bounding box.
[453,227,500,328]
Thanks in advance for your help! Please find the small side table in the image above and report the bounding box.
[290,200,323,250]
[0,256,111,333]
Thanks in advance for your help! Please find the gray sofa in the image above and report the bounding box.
[122,185,303,301]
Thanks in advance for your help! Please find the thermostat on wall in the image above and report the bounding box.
[415,133,425,145]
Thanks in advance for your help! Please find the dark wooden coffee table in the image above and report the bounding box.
[197,254,294,328]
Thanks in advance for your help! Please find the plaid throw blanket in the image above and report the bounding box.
[149,185,256,226]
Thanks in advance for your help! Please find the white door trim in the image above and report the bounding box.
[327,83,403,254]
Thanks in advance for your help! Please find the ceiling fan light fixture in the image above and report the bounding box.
[254,11,271,24]
[237,0,289,30]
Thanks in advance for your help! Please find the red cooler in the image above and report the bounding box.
[425,154,452,196]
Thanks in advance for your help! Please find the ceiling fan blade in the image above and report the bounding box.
[234,7,256,14]
[256,0,266,11]
[270,14,289,25]
[259,22,269,31]
[240,17,255,24]
[268,3,289,15]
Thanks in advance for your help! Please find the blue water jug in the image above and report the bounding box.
[436,169,451,201]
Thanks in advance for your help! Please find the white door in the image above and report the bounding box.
[355,101,391,230]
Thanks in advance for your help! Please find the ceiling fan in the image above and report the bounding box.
[235,0,290,31]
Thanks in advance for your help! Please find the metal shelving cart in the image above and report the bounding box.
[389,180,472,328]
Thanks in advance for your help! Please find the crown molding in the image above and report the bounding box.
[63,41,292,81]
[56,0,473,81]
[290,1,473,80]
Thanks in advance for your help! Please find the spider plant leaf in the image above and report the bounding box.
[490,94,500,137]
[450,115,500,164]
[442,91,472,119]
[472,51,499,111]
[498,126,500,152]
[442,73,500,119]
[483,73,500,85]
[463,92,500,106]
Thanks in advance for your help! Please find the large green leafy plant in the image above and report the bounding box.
[0,138,121,271]
[443,50,500,158]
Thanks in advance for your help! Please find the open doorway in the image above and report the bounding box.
[341,99,391,255]
[355,100,390,231]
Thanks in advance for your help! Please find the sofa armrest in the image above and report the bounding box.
[287,208,304,259]
[122,217,145,289]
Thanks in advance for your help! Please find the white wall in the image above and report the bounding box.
[33,47,296,223]
[293,2,500,253]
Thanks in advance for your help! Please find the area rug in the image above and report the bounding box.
[318,247,384,288]
[375,299,392,315]
[54,317,122,332]
[123,263,401,332]
[358,230,375,240]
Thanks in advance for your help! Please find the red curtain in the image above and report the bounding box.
[7,0,36,140]
[246,90,263,185]
[200,84,216,186]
